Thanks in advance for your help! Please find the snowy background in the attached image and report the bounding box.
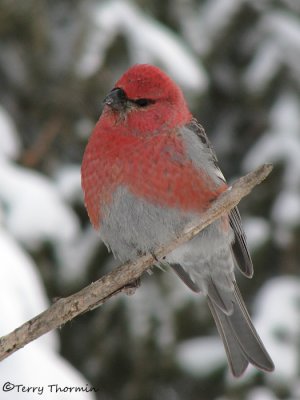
[0,0,300,399]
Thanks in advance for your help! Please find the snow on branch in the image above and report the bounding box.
[0,164,273,362]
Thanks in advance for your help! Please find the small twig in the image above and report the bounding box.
[0,164,273,362]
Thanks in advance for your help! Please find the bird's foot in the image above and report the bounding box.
[122,277,141,296]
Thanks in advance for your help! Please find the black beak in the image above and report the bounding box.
[103,87,127,111]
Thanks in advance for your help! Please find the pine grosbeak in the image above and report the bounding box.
[81,64,274,376]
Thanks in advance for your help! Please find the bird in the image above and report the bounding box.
[81,64,274,377]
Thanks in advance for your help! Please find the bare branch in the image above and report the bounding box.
[0,164,273,362]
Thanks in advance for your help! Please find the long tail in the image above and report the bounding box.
[207,281,274,377]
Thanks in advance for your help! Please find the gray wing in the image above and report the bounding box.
[186,118,225,181]
[186,119,253,278]
[171,120,274,376]
[229,207,253,277]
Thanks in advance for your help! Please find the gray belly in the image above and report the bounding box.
[100,185,196,261]
[100,186,235,296]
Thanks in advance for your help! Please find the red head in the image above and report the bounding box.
[102,64,192,133]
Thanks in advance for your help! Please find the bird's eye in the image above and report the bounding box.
[133,98,155,107]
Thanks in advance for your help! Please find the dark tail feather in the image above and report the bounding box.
[171,263,201,293]
[207,297,248,376]
[207,283,274,377]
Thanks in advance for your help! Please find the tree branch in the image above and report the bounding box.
[0,164,273,362]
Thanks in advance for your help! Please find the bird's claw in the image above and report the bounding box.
[123,277,141,296]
